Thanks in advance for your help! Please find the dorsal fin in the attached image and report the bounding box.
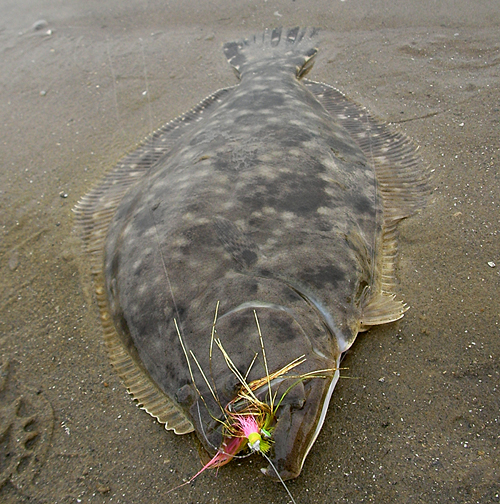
[73,88,236,435]
[74,87,233,261]
[305,80,429,329]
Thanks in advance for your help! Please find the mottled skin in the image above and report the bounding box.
[104,30,381,480]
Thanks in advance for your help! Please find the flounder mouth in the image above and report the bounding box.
[262,362,340,480]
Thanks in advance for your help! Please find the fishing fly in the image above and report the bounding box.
[169,301,336,503]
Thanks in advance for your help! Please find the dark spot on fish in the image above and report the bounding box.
[268,313,296,342]
[183,224,218,249]
[302,264,345,288]
[273,175,328,214]
[353,194,372,214]
[248,215,265,228]
[216,374,242,406]
[315,217,333,232]
[237,91,285,111]
[174,304,186,318]
[275,127,314,147]
[240,249,258,268]
[175,384,195,405]
[258,268,272,277]
[242,170,329,215]
[224,312,250,335]
[163,361,184,387]
[213,217,259,268]
[252,279,262,294]
[214,151,230,171]
[283,286,302,302]
[185,201,202,214]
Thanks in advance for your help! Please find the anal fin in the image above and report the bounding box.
[95,276,194,435]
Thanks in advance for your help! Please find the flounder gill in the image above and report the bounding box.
[75,28,427,481]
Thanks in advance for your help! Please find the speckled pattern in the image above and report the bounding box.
[75,27,426,481]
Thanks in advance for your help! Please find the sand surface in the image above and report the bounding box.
[1,1,499,503]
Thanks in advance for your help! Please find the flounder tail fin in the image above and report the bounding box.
[223,27,319,79]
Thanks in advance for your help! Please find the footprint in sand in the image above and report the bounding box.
[0,357,54,492]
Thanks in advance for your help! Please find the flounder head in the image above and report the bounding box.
[186,299,341,481]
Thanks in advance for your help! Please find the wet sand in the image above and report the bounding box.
[1,1,499,503]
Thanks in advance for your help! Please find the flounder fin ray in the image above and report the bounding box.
[95,272,193,434]
[75,268,197,434]
[73,89,235,435]
[306,80,429,328]
[304,80,429,220]
[359,291,408,331]
[223,27,319,79]
[73,87,233,257]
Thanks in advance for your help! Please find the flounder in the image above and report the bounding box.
[75,28,427,481]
